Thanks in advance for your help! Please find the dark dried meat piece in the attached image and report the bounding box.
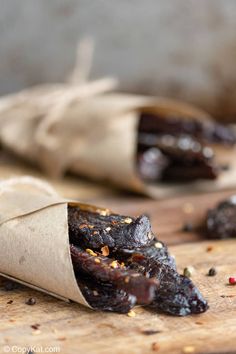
[69,207,208,316]
[128,253,208,316]
[138,133,218,181]
[139,113,236,145]
[137,111,235,183]
[69,206,154,251]
[78,277,136,313]
[70,244,158,304]
[150,264,208,316]
[206,196,236,239]
[139,133,214,163]
[137,147,169,181]
[162,162,218,181]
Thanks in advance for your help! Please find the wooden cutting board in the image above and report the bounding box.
[0,189,236,354]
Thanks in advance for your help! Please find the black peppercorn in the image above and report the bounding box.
[208,267,217,276]
[25,297,36,305]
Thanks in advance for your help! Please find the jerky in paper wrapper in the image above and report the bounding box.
[0,176,111,307]
[0,88,235,198]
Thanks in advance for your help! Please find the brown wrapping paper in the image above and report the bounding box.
[0,88,235,198]
[0,176,110,307]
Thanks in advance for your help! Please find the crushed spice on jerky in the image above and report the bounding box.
[68,205,208,316]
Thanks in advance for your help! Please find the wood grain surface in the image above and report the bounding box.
[0,179,235,354]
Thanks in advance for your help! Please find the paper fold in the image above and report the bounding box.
[0,177,110,307]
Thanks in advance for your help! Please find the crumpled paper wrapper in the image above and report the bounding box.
[0,85,235,198]
[0,176,110,307]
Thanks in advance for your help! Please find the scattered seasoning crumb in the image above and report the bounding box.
[124,217,133,224]
[183,346,195,353]
[229,277,236,285]
[195,321,203,325]
[57,336,66,341]
[31,324,40,330]
[208,267,217,276]
[148,232,153,239]
[25,298,36,306]
[206,246,213,252]
[94,258,101,264]
[93,231,99,235]
[100,210,109,216]
[86,249,97,257]
[151,342,160,351]
[183,203,194,214]
[101,245,110,256]
[93,290,99,296]
[111,261,118,269]
[220,295,235,298]
[79,223,87,229]
[182,222,193,232]
[142,329,161,335]
[105,227,111,232]
[183,266,195,278]
[9,319,15,323]
[32,329,41,335]
[125,276,130,283]
[7,300,13,304]
[127,310,136,317]
[154,242,163,249]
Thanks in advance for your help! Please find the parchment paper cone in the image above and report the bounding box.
[0,88,235,198]
[0,176,112,307]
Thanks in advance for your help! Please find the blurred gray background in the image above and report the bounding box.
[1,0,236,119]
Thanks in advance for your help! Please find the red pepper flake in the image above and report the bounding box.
[57,336,66,341]
[151,342,160,351]
[229,277,236,285]
[101,245,110,256]
[206,245,213,252]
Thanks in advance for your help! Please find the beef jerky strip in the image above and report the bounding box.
[137,147,169,182]
[112,239,176,271]
[162,163,217,181]
[68,206,154,251]
[139,133,215,164]
[138,133,218,181]
[69,207,208,316]
[206,196,236,239]
[77,277,136,313]
[128,253,208,316]
[70,244,158,305]
[139,113,236,145]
